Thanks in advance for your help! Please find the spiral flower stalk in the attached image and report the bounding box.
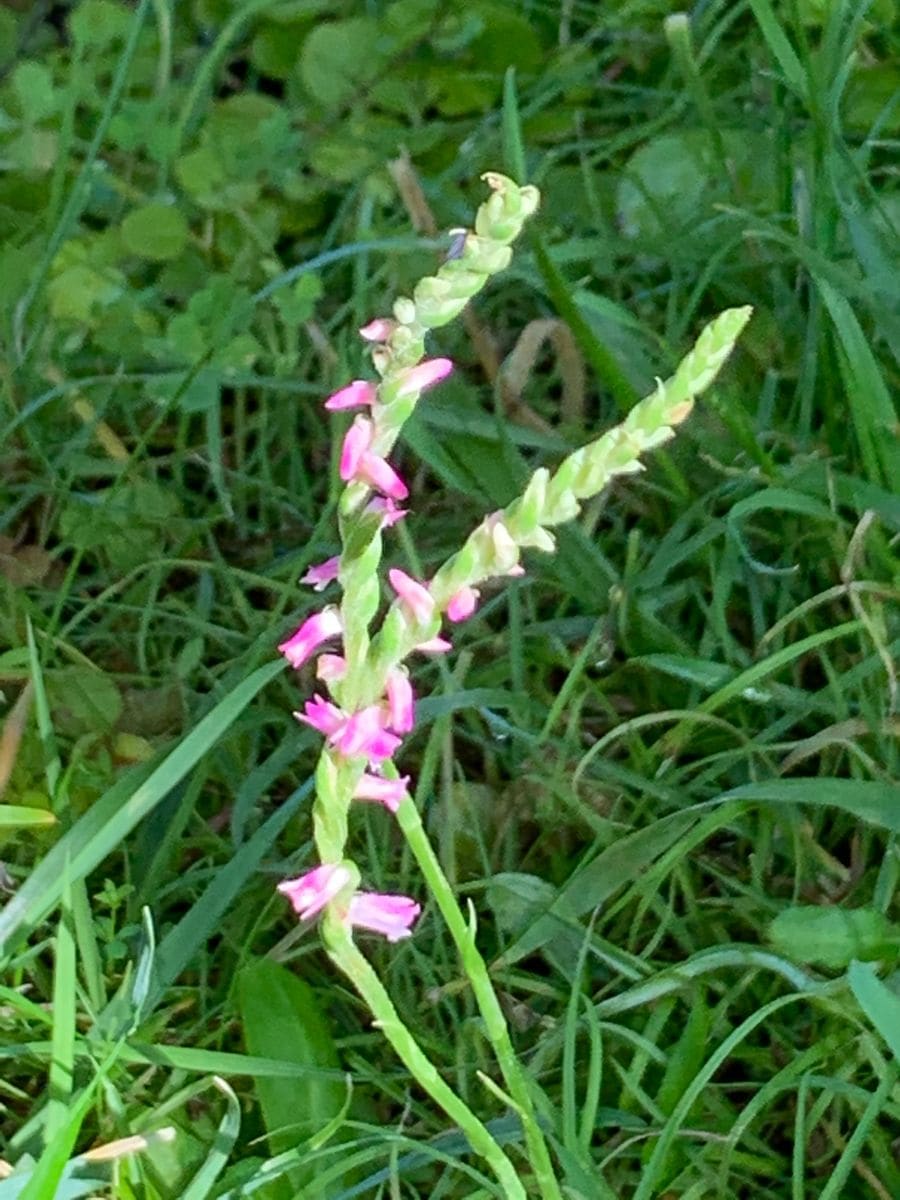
[272,169,751,1199]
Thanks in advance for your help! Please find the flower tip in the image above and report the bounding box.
[339,416,372,480]
[278,607,342,669]
[353,772,410,813]
[386,669,415,733]
[359,318,395,342]
[414,635,452,655]
[300,556,341,590]
[388,568,435,624]
[347,892,421,941]
[366,497,408,528]
[324,380,377,411]
[278,863,351,920]
[397,357,454,398]
[446,585,480,623]
[315,653,347,683]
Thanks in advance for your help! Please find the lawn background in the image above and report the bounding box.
[0,1,898,1197]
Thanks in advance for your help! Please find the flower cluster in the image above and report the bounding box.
[272,170,751,954]
[276,346,529,939]
[276,173,542,943]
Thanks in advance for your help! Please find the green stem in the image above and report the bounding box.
[322,915,527,1200]
[396,798,565,1200]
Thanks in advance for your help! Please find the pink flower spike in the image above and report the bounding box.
[347,892,421,941]
[396,357,454,397]
[353,773,410,814]
[296,694,345,738]
[301,556,340,590]
[325,380,377,411]
[278,863,351,920]
[446,585,480,623]
[316,654,347,683]
[340,416,373,481]
[414,636,453,655]
[278,607,342,669]
[389,568,435,624]
[359,318,395,342]
[366,497,408,528]
[386,669,415,733]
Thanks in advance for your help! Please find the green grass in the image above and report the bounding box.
[1,1,898,1197]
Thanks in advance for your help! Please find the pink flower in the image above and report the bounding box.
[339,416,372,478]
[278,607,342,669]
[278,863,351,920]
[414,636,453,655]
[396,357,453,397]
[446,585,480,622]
[386,668,415,733]
[353,772,410,813]
[296,694,345,738]
[340,417,408,501]
[347,892,420,941]
[389,568,435,624]
[337,706,402,761]
[324,380,377,411]
[315,653,346,683]
[366,497,408,528]
[301,556,340,590]
[359,318,395,342]
[297,697,401,762]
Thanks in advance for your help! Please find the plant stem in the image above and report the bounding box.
[396,797,565,1200]
[322,915,527,1200]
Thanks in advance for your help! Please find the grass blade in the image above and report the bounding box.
[180,1078,242,1200]
[848,960,900,1062]
[817,278,900,491]
[0,659,284,953]
[45,887,76,1143]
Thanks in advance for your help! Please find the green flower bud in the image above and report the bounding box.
[415,295,471,328]
[393,296,417,325]
[505,467,548,532]
[462,235,513,274]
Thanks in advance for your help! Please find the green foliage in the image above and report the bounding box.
[238,959,346,1196]
[769,906,900,969]
[0,0,898,1197]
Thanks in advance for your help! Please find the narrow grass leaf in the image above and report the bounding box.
[17,1079,98,1200]
[633,993,812,1200]
[747,0,809,101]
[0,659,284,952]
[180,1077,241,1200]
[25,617,61,803]
[45,888,76,1143]
[718,779,900,834]
[660,619,864,752]
[0,1174,106,1200]
[531,238,637,414]
[0,806,55,828]
[502,67,527,184]
[817,278,900,491]
[848,960,900,1062]
[816,1061,897,1200]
